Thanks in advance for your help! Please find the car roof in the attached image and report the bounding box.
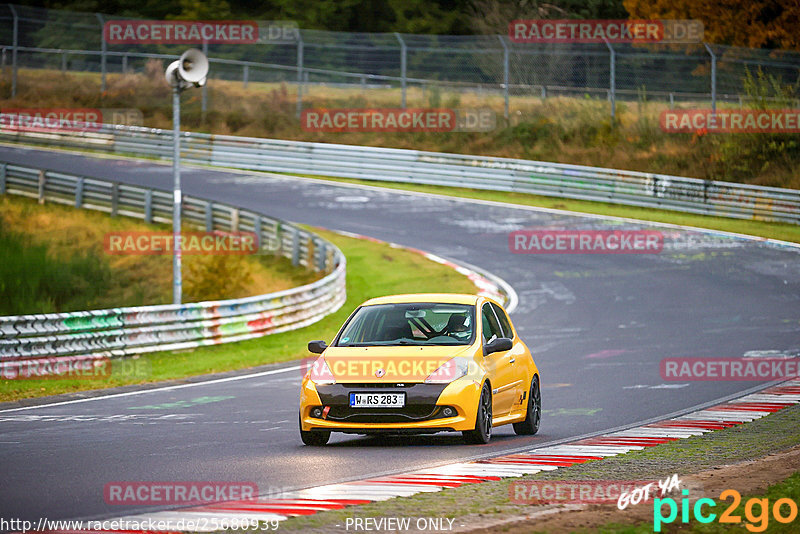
[362,293,482,306]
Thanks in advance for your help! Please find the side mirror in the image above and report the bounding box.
[308,340,328,354]
[484,337,512,355]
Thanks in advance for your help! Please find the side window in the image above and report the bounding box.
[490,302,513,339]
[481,303,502,343]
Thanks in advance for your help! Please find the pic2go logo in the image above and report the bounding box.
[654,489,799,532]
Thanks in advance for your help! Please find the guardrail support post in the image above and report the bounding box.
[9,5,18,98]
[201,41,209,120]
[38,170,45,204]
[291,230,300,266]
[498,36,510,120]
[110,182,118,216]
[703,43,717,113]
[144,189,152,222]
[604,38,616,123]
[75,177,84,208]
[61,50,68,72]
[295,35,304,118]
[253,215,262,253]
[243,64,249,88]
[231,207,239,231]
[96,13,107,93]
[395,33,407,108]
[122,54,127,73]
[318,242,327,271]
[0,163,6,194]
[205,201,213,232]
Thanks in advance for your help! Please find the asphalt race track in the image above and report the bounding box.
[1,144,799,524]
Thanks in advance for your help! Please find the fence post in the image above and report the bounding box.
[395,33,407,108]
[75,177,84,208]
[296,33,304,118]
[144,189,152,222]
[38,170,45,204]
[110,182,118,216]
[291,230,300,266]
[201,41,208,120]
[497,35,510,121]
[96,13,106,93]
[703,43,717,113]
[604,38,616,123]
[253,215,262,253]
[205,201,213,232]
[9,4,18,98]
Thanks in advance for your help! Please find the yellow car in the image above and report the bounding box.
[299,293,541,445]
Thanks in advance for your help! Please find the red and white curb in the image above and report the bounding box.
[76,379,800,532]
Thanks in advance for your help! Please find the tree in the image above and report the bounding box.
[624,0,800,50]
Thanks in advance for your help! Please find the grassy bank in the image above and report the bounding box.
[2,65,799,189]
[0,227,477,402]
[0,195,320,314]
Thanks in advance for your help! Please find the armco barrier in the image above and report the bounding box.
[1,119,798,224]
[0,159,346,374]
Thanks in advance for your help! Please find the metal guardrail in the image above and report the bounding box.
[1,120,798,224]
[0,158,347,374]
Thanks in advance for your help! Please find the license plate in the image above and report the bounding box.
[349,392,405,408]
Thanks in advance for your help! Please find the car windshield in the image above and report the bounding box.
[335,303,476,347]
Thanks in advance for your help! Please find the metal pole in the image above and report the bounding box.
[497,35,509,120]
[10,5,18,98]
[243,64,249,88]
[172,87,182,305]
[296,34,304,118]
[395,33,407,108]
[201,41,208,118]
[96,13,106,93]
[703,43,717,113]
[604,38,615,123]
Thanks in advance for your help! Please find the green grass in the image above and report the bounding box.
[272,404,800,533]
[294,174,800,245]
[0,227,476,402]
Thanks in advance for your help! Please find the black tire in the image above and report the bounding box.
[463,383,493,444]
[513,375,541,436]
[299,413,331,446]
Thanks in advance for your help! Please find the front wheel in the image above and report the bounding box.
[299,413,331,446]
[463,383,492,444]
[513,375,541,435]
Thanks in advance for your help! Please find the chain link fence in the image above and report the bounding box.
[1,3,799,121]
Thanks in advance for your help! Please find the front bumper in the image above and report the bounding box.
[300,378,482,433]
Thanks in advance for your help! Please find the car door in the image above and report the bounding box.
[491,302,526,411]
[481,302,515,416]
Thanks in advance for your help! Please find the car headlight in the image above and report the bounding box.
[424,357,470,384]
[307,356,336,385]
